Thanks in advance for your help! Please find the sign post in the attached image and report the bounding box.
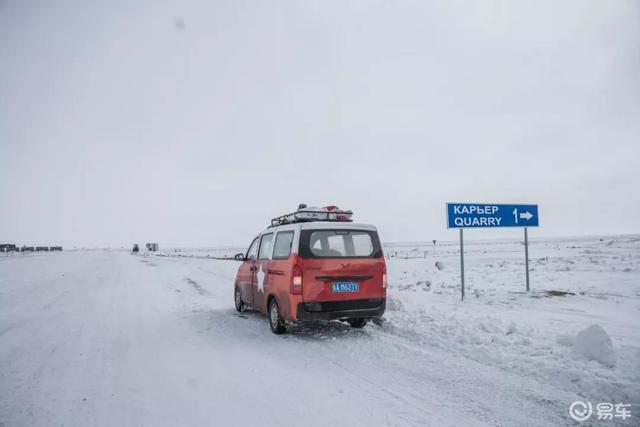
[446,203,539,300]
[524,227,530,292]
[459,229,465,301]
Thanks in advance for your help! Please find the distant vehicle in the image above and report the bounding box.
[35,246,49,252]
[233,205,387,334]
[22,246,35,252]
[145,243,159,251]
[132,244,139,253]
[50,246,63,251]
[0,244,17,252]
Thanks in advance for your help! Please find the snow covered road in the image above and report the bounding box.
[1,243,638,426]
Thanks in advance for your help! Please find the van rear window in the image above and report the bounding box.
[299,230,382,259]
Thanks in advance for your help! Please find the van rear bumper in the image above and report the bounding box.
[295,298,385,321]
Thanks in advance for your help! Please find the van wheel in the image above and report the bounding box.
[347,318,368,328]
[268,298,286,334]
[234,285,244,312]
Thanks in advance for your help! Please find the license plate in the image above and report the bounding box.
[331,282,359,293]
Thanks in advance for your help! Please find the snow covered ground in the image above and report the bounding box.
[1,236,638,426]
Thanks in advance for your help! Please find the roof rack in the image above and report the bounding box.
[271,206,353,227]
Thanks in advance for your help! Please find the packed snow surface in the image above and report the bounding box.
[1,236,639,426]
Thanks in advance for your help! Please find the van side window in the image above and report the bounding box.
[272,231,294,259]
[258,233,274,260]
[246,237,260,260]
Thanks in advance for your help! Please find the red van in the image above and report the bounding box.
[233,206,387,334]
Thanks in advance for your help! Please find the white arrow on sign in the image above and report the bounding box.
[519,211,533,221]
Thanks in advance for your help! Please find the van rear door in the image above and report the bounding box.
[298,228,385,302]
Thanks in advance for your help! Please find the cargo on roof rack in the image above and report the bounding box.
[270,206,353,227]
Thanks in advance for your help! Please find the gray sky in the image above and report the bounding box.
[1,0,639,248]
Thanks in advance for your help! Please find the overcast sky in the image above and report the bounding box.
[1,0,639,248]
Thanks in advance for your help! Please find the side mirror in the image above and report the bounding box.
[234,253,245,261]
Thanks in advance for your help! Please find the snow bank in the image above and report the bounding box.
[383,237,640,405]
[571,324,616,367]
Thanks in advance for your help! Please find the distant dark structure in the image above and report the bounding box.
[132,244,139,253]
[2,244,62,253]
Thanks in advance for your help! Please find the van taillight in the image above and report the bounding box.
[382,265,387,289]
[291,264,303,295]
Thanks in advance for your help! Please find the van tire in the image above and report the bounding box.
[268,298,286,334]
[234,285,244,312]
[347,318,368,328]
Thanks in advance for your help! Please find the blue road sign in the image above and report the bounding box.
[447,203,539,228]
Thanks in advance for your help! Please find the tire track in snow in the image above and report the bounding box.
[184,277,207,296]
[280,329,453,425]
